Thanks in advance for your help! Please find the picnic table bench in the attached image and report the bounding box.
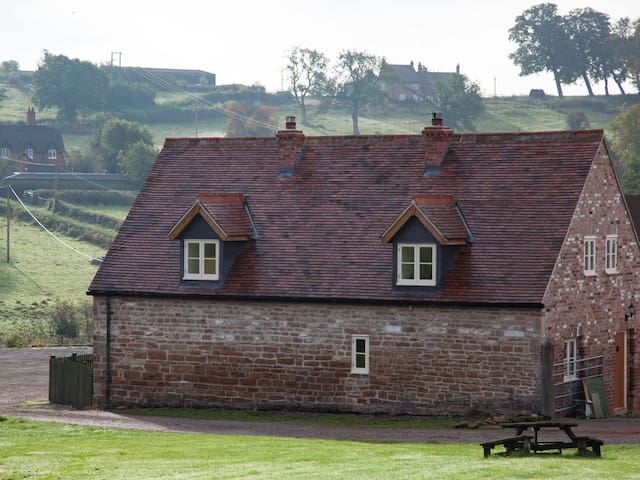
[481,421,603,457]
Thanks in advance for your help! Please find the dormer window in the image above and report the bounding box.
[25,148,33,159]
[48,148,57,160]
[1,147,8,159]
[183,239,219,280]
[382,195,471,292]
[168,193,258,286]
[397,243,436,286]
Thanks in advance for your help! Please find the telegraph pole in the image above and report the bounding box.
[5,183,9,263]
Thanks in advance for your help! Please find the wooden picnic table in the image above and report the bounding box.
[481,420,603,457]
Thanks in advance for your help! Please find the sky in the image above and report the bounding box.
[3,0,640,97]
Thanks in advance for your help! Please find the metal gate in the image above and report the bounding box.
[49,353,93,409]
[553,354,604,415]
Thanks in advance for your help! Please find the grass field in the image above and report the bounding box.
[0,212,105,339]
[0,417,638,480]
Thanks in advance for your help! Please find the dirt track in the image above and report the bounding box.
[1,347,640,445]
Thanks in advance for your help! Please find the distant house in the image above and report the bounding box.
[89,116,640,417]
[383,61,457,102]
[0,108,65,172]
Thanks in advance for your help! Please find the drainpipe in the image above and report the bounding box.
[106,296,112,405]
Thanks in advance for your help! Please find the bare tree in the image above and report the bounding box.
[286,47,328,125]
[334,50,385,135]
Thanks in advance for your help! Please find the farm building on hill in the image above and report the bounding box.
[89,115,640,417]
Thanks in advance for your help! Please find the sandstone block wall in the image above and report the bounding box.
[93,297,543,415]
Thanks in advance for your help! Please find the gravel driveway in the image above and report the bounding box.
[1,347,640,445]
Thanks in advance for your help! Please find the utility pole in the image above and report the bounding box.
[5,183,9,263]
[111,52,122,82]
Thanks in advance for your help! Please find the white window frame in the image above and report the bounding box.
[583,236,596,276]
[183,239,220,280]
[605,235,618,274]
[25,148,33,160]
[563,338,578,382]
[396,243,436,286]
[47,148,57,160]
[351,335,369,375]
[1,147,8,159]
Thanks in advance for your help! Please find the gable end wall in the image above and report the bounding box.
[543,143,640,414]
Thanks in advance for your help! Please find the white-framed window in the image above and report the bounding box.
[47,148,57,160]
[583,236,596,276]
[25,148,33,160]
[563,338,578,382]
[351,335,369,374]
[396,243,436,286]
[183,239,219,280]
[605,235,618,274]
[1,147,8,159]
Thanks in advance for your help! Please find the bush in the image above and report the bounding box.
[50,300,93,345]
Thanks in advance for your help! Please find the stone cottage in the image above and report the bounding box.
[88,115,640,416]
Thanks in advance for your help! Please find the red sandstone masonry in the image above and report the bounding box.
[93,297,543,415]
[543,143,640,414]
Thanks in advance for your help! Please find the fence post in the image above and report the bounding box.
[541,342,555,419]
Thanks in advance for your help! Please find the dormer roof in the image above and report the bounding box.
[168,194,256,241]
[382,195,470,245]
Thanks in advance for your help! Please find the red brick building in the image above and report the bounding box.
[0,108,65,171]
[89,116,640,416]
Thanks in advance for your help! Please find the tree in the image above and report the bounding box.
[98,118,154,174]
[564,8,611,96]
[223,101,276,137]
[434,73,485,131]
[629,19,640,93]
[334,50,385,135]
[566,111,590,130]
[0,60,20,84]
[286,47,329,125]
[117,140,157,184]
[610,104,640,193]
[509,3,577,98]
[32,52,108,122]
[605,18,633,95]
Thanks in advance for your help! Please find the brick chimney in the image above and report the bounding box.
[26,107,36,126]
[276,116,305,178]
[422,112,453,169]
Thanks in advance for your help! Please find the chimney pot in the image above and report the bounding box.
[285,116,296,130]
[431,112,443,127]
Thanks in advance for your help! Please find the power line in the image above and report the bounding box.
[8,185,102,262]
[129,67,278,131]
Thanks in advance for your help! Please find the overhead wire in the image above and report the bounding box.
[8,185,102,262]
[129,67,278,131]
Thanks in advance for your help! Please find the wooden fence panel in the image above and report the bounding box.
[49,353,93,409]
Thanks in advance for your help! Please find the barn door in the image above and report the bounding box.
[614,331,627,413]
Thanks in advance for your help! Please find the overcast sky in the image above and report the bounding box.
[3,0,639,96]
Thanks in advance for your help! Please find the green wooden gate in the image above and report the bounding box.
[49,353,93,409]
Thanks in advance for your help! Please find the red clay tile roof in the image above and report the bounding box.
[382,195,469,245]
[89,128,606,305]
[168,193,254,241]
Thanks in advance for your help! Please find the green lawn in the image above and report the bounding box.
[0,417,638,480]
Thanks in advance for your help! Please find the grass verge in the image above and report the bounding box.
[127,408,459,429]
[0,417,638,480]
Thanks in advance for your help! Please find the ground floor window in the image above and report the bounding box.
[564,338,578,382]
[351,335,369,374]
